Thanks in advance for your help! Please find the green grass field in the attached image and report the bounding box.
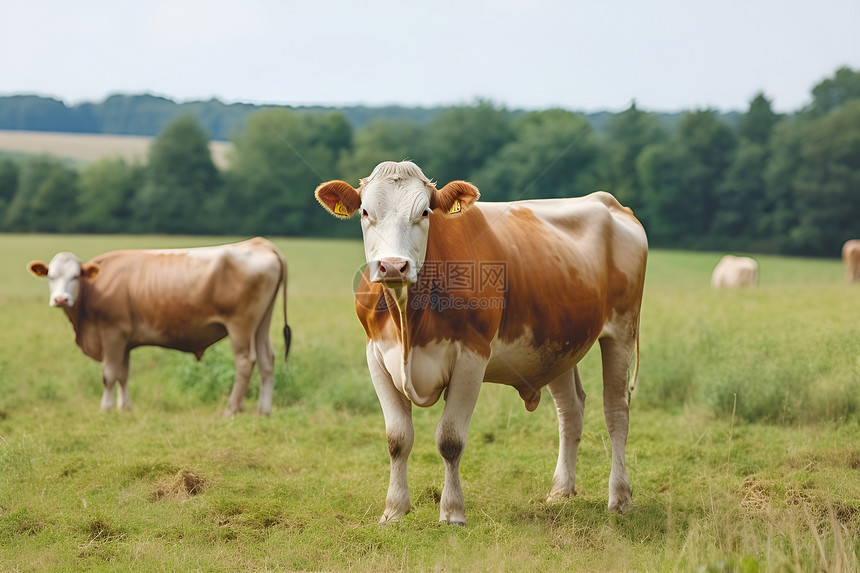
[1,234,858,571]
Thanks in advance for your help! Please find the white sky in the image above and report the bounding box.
[1,0,858,114]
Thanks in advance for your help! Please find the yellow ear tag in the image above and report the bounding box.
[334,202,349,216]
[449,199,461,214]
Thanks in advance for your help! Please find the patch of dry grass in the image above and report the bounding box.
[0,129,231,168]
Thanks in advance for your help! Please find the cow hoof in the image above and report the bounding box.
[546,490,576,504]
[441,517,466,526]
[379,512,406,525]
[608,498,633,514]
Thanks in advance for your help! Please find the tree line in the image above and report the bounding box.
[1,67,858,256]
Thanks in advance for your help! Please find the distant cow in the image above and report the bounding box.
[315,161,648,524]
[28,238,291,415]
[711,255,758,288]
[843,240,860,283]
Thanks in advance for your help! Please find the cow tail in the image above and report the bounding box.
[629,325,640,397]
[277,247,291,361]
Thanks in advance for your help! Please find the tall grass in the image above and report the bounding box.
[639,250,860,423]
[1,235,858,571]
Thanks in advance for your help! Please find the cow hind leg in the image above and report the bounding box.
[599,335,635,513]
[101,343,131,412]
[225,332,256,417]
[254,303,276,415]
[547,366,586,501]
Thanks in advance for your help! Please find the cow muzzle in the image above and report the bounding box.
[50,293,70,307]
[369,257,412,286]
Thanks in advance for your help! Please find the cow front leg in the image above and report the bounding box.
[599,336,635,513]
[367,345,413,523]
[100,369,116,412]
[547,366,586,501]
[101,341,131,412]
[115,350,131,411]
[435,350,486,526]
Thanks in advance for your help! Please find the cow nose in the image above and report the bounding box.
[373,258,410,284]
[51,294,68,307]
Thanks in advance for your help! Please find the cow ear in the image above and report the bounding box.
[28,261,49,277]
[431,181,480,215]
[315,180,361,219]
[81,263,100,280]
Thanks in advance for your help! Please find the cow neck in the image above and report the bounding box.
[383,284,416,402]
[387,285,409,361]
[62,281,102,361]
[62,296,84,334]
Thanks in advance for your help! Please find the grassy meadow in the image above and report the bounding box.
[1,234,859,571]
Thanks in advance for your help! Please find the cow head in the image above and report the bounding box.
[28,252,100,308]
[315,161,479,287]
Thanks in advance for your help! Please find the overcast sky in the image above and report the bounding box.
[1,0,858,114]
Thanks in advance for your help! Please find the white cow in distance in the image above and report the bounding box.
[711,255,758,288]
[843,240,860,283]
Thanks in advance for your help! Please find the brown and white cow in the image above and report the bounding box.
[315,161,647,524]
[28,237,291,415]
[843,240,860,283]
[710,254,758,288]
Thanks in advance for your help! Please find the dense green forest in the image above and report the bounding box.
[0,92,717,140]
[1,66,859,256]
[0,94,449,139]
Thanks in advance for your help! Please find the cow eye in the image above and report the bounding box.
[361,209,369,219]
[421,210,429,217]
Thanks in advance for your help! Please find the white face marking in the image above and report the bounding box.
[360,176,431,285]
[45,252,83,307]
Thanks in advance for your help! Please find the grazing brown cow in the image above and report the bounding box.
[711,255,758,288]
[315,161,648,525]
[843,240,860,283]
[28,237,291,415]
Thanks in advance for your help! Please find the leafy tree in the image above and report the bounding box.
[761,118,804,248]
[638,110,736,245]
[712,140,770,241]
[637,141,691,243]
[471,109,599,201]
[602,102,667,209]
[418,100,513,184]
[739,92,779,145]
[76,157,143,233]
[808,66,860,116]
[132,115,220,233]
[337,119,424,184]
[221,108,352,236]
[0,158,19,220]
[711,94,781,243]
[679,110,737,234]
[3,155,79,232]
[785,101,860,254]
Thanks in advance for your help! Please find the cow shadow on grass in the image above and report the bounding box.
[507,495,676,546]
